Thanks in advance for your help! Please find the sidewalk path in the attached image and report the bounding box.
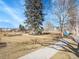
[18,39,68,59]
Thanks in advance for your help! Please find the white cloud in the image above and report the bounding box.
[0,19,17,27]
[0,0,24,23]
[0,20,10,22]
[0,18,20,26]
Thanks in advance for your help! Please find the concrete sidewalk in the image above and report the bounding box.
[18,39,68,59]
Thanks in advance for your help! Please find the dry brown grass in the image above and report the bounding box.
[50,51,79,59]
[0,31,60,59]
[0,42,42,59]
[51,52,71,59]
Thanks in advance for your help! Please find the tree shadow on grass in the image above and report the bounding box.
[49,39,79,58]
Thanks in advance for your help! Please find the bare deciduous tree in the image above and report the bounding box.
[52,0,69,37]
[52,0,77,37]
[44,21,54,32]
[67,0,78,35]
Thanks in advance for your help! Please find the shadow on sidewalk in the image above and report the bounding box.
[49,39,79,58]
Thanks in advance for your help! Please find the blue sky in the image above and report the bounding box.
[0,0,78,28]
[0,0,25,28]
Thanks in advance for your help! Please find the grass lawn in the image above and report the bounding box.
[0,31,60,59]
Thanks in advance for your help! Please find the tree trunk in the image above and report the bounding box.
[61,28,64,38]
[60,23,64,38]
[78,43,79,49]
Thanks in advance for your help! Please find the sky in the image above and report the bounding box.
[0,0,79,28]
[0,0,25,28]
[0,0,59,28]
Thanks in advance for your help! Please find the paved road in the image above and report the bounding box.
[18,39,68,59]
